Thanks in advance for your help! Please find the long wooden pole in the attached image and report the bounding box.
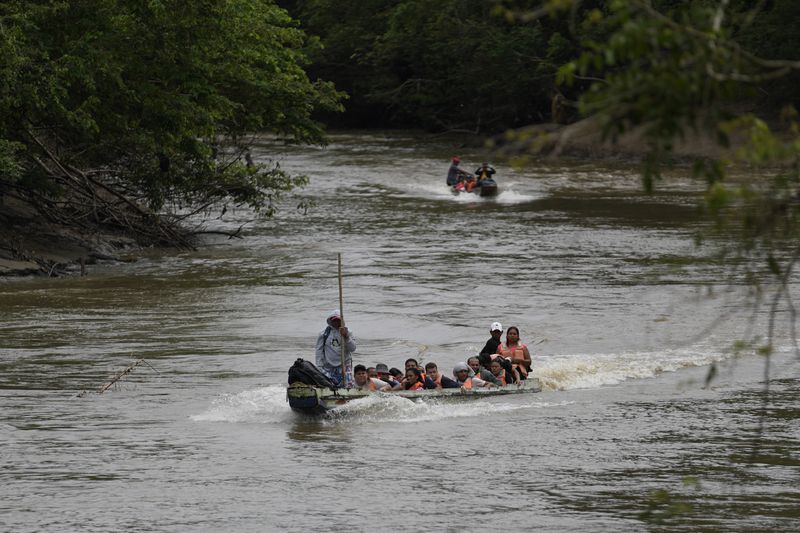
[338,253,347,386]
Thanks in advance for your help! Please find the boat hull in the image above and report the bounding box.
[452,178,499,197]
[287,378,541,416]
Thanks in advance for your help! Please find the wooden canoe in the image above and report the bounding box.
[287,378,541,416]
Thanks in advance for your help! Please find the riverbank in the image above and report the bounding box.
[0,194,139,277]
[494,117,735,163]
[0,120,754,277]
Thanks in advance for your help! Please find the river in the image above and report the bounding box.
[1,131,798,532]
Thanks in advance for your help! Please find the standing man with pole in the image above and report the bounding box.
[314,254,356,388]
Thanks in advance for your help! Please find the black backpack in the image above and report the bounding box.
[288,358,337,391]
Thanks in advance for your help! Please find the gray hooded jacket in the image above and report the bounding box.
[315,310,357,369]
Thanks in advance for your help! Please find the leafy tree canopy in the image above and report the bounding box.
[0,0,343,245]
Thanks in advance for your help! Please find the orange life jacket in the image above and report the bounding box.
[356,380,377,391]
[460,378,473,389]
[490,372,506,386]
[402,369,426,389]
[498,344,530,375]
[405,380,424,391]
[498,343,527,357]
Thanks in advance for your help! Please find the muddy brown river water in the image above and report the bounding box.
[2,131,798,532]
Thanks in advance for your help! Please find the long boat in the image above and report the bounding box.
[286,378,542,416]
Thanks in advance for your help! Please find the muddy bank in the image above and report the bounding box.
[493,118,734,163]
[0,195,139,277]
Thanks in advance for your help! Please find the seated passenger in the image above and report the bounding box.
[489,358,518,386]
[353,364,392,392]
[375,363,401,388]
[474,162,496,181]
[389,367,404,382]
[466,162,496,191]
[446,156,470,186]
[452,362,491,389]
[424,362,460,389]
[402,367,428,390]
[479,322,504,368]
[405,358,433,384]
[496,326,532,380]
[467,356,502,386]
[404,358,422,372]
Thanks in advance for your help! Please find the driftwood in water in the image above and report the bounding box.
[98,358,144,394]
[76,358,158,397]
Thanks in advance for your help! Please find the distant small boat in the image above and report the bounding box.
[287,367,541,416]
[452,177,499,197]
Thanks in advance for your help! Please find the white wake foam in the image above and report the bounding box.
[324,392,563,424]
[535,346,728,391]
[190,385,294,423]
[392,182,542,203]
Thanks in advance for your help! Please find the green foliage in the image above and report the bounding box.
[544,0,800,282]
[0,139,24,180]
[284,0,571,131]
[0,0,343,213]
[560,2,739,169]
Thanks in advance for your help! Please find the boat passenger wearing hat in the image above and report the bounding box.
[376,363,402,390]
[479,322,504,368]
[353,364,392,392]
[446,156,470,187]
[315,309,357,388]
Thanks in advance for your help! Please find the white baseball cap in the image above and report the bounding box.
[490,322,503,332]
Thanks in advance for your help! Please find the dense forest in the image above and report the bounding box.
[0,0,342,251]
[279,0,800,133]
[2,1,800,278]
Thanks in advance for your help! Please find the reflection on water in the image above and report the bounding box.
[286,417,354,445]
